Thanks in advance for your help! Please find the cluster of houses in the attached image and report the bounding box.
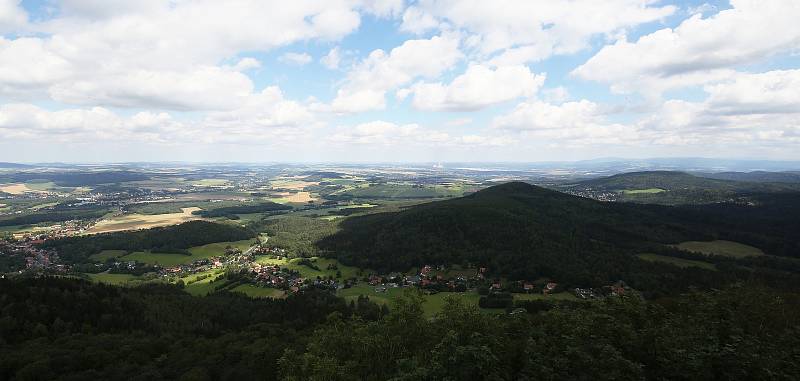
[2,227,638,304]
[160,247,254,278]
[248,263,307,292]
[564,188,618,202]
[8,220,91,241]
[250,245,287,256]
[362,263,635,301]
[366,265,470,293]
[573,281,631,299]
[0,238,67,273]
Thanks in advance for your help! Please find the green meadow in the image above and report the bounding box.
[673,240,764,258]
[94,239,254,267]
[89,250,127,262]
[255,256,363,280]
[638,253,716,270]
[336,284,574,316]
[337,285,483,316]
[231,284,286,299]
[182,270,225,296]
[87,272,139,285]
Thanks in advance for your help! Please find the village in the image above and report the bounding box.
[1,228,633,304]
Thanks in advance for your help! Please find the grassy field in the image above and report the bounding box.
[189,239,254,258]
[226,213,272,225]
[123,251,193,267]
[86,207,202,234]
[673,240,764,258]
[622,188,666,194]
[638,253,716,270]
[514,292,578,301]
[336,284,567,316]
[255,256,363,280]
[122,239,254,266]
[269,179,319,190]
[183,269,225,296]
[24,182,58,191]
[90,250,128,262]
[231,284,286,299]
[87,272,139,285]
[29,202,59,211]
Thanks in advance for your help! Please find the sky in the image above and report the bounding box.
[0,0,799,163]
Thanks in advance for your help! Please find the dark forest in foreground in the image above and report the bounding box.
[1,277,799,380]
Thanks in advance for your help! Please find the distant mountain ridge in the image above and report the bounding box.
[0,162,32,169]
[697,171,800,183]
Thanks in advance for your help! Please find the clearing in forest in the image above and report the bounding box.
[673,240,764,258]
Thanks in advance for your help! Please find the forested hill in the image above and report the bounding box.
[320,182,692,278]
[575,170,799,192]
[319,182,800,293]
[578,171,734,190]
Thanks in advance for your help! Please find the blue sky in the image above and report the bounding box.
[0,0,798,162]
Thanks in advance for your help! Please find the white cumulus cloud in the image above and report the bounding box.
[402,64,545,111]
[280,52,313,66]
[573,0,800,95]
[328,34,463,113]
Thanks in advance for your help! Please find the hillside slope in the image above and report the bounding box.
[319,182,800,292]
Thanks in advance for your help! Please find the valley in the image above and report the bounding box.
[2,161,800,379]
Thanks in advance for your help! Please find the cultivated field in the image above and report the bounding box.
[270,191,317,203]
[0,183,34,194]
[270,178,319,190]
[673,240,764,258]
[86,207,202,234]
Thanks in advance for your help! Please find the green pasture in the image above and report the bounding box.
[87,272,139,285]
[255,256,363,280]
[673,240,764,258]
[231,284,286,299]
[638,253,716,270]
[119,239,254,266]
